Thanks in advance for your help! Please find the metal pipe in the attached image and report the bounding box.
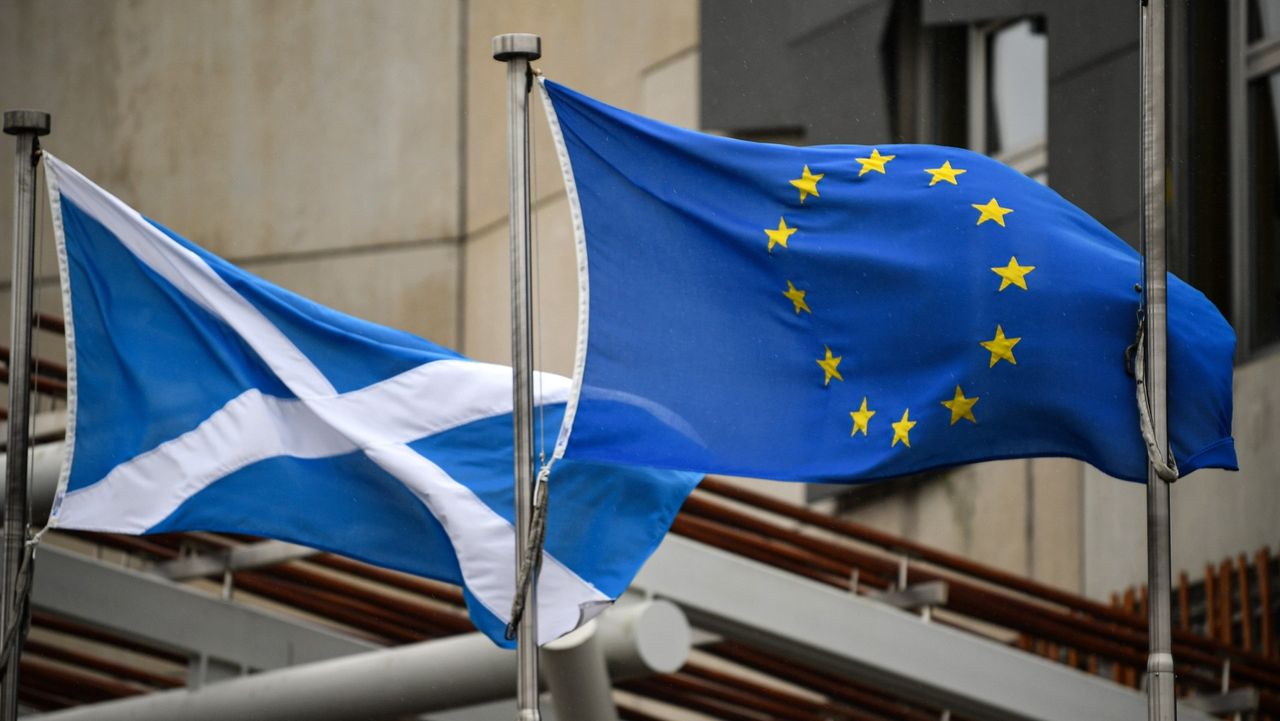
[541,596,688,721]
[1,108,49,719]
[707,641,943,721]
[492,31,542,721]
[31,600,689,721]
[0,441,61,529]
[543,620,619,721]
[1140,2,1176,720]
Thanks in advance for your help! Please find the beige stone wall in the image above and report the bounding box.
[837,457,1083,591]
[461,0,700,368]
[0,0,462,346]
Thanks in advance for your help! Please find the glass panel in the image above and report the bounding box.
[986,19,1047,157]
[1249,0,1280,42]
[1248,73,1280,350]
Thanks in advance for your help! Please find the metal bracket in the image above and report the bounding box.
[152,540,317,581]
[866,580,949,613]
[1183,688,1259,715]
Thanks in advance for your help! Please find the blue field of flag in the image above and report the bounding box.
[540,78,1236,484]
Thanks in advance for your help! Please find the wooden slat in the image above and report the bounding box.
[1259,548,1274,659]
[33,312,65,335]
[1178,571,1191,631]
[1221,559,1235,648]
[1122,588,1138,687]
[1108,592,1123,683]
[1240,554,1255,653]
[1205,564,1218,642]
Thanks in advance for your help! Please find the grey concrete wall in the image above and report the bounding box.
[0,0,463,346]
[838,458,1082,590]
[700,0,893,144]
[1083,350,1280,600]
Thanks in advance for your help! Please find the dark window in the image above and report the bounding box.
[1247,73,1280,349]
[1248,0,1280,42]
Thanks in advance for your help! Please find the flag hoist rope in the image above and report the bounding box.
[1132,314,1178,483]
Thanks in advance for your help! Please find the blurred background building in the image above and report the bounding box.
[0,0,1276,719]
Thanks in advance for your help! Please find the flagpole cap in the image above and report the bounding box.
[3,110,51,136]
[492,33,541,62]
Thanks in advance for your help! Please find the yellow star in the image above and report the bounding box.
[891,408,916,448]
[849,397,876,437]
[991,256,1036,291]
[765,217,798,253]
[980,325,1021,367]
[924,160,966,186]
[856,148,896,177]
[941,385,979,425]
[816,345,843,386]
[789,165,824,204]
[972,197,1014,227]
[783,280,811,314]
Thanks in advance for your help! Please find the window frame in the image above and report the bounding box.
[1229,0,1280,357]
[967,18,1049,181]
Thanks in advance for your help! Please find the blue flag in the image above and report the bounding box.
[539,79,1236,483]
[42,154,699,646]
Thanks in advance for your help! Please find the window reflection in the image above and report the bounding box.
[986,19,1047,159]
[1248,73,1280,349]
[1248,0,1280,42]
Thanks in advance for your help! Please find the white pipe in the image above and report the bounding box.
[543,619,618,721]
[0,439,63,528]
[33,600,688,721]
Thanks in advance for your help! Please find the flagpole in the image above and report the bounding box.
[1139,2,1176,720]
[1,109,50,718]
[493,33,543,721]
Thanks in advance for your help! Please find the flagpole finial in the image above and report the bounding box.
[2,110,50,137]
[492,33,541,62]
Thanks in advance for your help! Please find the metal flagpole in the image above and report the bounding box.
[492,33,543,721]
[1139,1,1176,720]
[1,109,50,718]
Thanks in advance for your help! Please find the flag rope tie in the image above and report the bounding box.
[0,539,35,677]
[1133,314,1179,482]
[505,461,552,640]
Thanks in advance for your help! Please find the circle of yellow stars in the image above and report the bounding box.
[758,149,1037,451]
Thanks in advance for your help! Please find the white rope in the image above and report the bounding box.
[1133,315,1179,482]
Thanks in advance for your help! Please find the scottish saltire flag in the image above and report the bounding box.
[42,154,698,646]
[538,79,1236,483]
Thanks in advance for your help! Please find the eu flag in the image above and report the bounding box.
[540,79,1236,483]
